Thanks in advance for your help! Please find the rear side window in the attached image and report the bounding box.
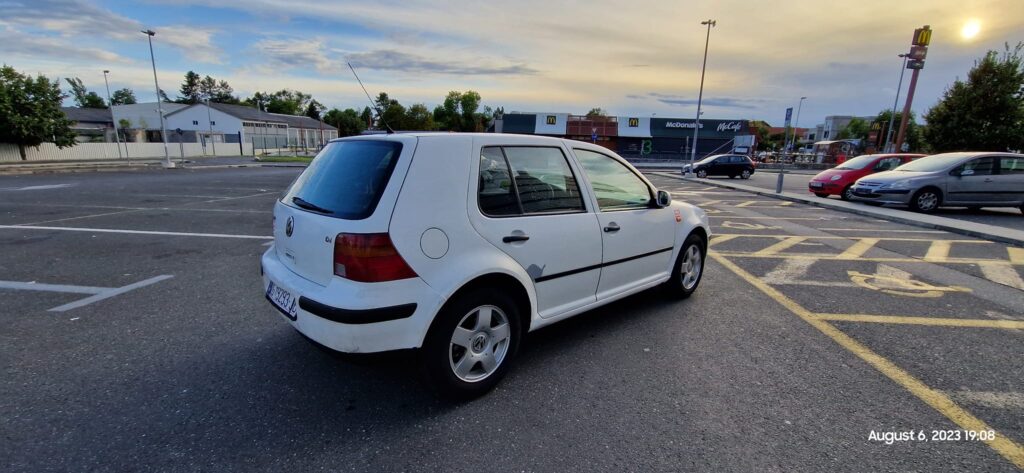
[999,156,1024,174]
[282,140,403,220]
[478,146,585,216]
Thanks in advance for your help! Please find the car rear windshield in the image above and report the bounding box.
[893,153,972,172]
[835,155,875,170]
[282,140,403,220]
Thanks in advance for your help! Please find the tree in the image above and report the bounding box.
[64,77,105,108]
[873,109,924,152]
[433,90,486,131]
[110,88,136,105]
[360,107,372,128]
[178,70,201,103]
[405,103,435,130]
[1,66,77,159]
[244,89,313,115]
[323,108,366,137]
[586,107,608,119]
[923,42,1024,152]
[836,117,870,141]
[305,99,324,120]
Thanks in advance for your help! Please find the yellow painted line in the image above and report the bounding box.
[1010,247,1024,265]
[925,240,952,262]
[817,227,948,234]
[699,200,723,206]
[978,262,1024,290]
[836,238,880,260]
[709,216,824,220]
[710,253,1024,468]
[734,200,759,207]
[714,234,980,243]
[711,251,1021,266]
[753,236,808,256]
[812,313,1024,330]
[708,235,739,247]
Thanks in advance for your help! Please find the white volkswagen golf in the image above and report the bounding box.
[261,133,710,397]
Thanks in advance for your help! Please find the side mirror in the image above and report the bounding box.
[655,189,672,208]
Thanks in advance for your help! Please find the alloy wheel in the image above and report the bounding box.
[680,244,703,290]
[449,305,511,383]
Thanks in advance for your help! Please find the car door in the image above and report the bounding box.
[470,145,603,318]
[994,156,1024,204]
[572,148,676,300]
[947,157,999,205]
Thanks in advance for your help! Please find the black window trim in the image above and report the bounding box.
[572,147,655,213]
[477,144,589,219]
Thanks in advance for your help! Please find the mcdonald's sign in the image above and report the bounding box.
[912,26,932,46]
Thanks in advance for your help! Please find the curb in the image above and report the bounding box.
[652,172,1024,247]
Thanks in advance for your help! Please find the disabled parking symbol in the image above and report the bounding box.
[847,271,971,298]
[720,221,780,231]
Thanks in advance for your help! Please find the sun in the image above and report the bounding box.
[961,19,981,40]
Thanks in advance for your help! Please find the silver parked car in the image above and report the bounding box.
[850,152,1024,213]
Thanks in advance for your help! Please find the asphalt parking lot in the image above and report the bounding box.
[1,167,1022,472]
[732,170,1024,231]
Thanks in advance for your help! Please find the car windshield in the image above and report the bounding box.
[835,155,876,170]
[282,140,403,220]
[697,155,726,164]
[893,153,972,172]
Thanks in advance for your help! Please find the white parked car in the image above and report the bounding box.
[261,133,710,397]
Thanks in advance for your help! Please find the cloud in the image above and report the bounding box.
[345,50,536,75]
[0,0,224,64]
[0,27,129,63]
[632,93,764,109]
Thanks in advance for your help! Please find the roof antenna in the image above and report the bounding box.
[347,62,394,134]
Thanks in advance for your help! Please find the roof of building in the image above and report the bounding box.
[62,107,112,123]
[165,102,336,130]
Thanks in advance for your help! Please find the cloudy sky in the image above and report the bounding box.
[2,0,1021,127]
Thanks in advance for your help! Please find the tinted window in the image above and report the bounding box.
[835,155,876,170]
[999,156,1024,174]
[282,140,402,220]
[874,157,901,171]
[478,147,519,216]
[503,147,585,214]
[961,157,995,176]
[574,149,651,211]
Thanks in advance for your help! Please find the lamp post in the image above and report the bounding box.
[205,98,216,156]
[102,70,123,159]
[141,29,173,168]
[884,53,909,152]
[686,19,716,177]
[788,96,807,155]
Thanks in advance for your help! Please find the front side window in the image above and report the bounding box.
[574,149,651,211]
[961,157,995,175]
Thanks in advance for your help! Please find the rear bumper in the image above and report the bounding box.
[260,247,444,353]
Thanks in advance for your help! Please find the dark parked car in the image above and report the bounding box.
[682,154,756,179]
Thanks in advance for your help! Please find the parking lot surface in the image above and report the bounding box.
[1,168,1022,472]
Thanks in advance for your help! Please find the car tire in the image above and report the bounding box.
[696,169,708,178]
[664,232,706,299]
[840,185,854,201]
[814,192,830,198]
[740,169,751,179]
[421,288,521,400]
[910,188,942,213]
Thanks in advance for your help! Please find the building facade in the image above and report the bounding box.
[498,112,753,159]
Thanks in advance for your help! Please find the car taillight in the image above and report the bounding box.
[333,233,417,283]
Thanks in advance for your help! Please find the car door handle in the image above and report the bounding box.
[984,178,993,183]
[502,234,530,243]
[604,223,620,233]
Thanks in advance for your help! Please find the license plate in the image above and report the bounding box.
[809,182,824,188]
[266,281,298,320]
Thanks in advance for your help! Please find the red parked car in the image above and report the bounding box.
[808,153,925,200]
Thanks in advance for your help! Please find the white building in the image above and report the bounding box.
[112,102,338,150]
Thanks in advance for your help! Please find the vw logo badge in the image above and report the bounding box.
[285,216,294,237]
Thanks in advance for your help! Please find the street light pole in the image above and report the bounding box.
[790,96,806,154]
[102,70,123,159]
[142,29,173,169]
[206,98,216,156]
[885,53,909,152]
[687,19,716,177]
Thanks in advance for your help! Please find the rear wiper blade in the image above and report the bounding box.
[291,197,332,214]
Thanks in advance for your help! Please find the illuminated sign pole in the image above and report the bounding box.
[894,26,930,152]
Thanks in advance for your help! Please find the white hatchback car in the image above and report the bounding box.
[261,133,710,397]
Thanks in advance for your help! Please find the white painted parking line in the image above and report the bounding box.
[201,192,278,203]
[49,275,173,312]
[3,202,270,214]
[21,209,145,226]
[0,184,73,191]
[0,225,272,240]
[0,275,173,312]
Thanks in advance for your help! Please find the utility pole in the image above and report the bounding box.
[102,70,123,159]
[687,19,716,177]
[884,54,909,152]
[142,29,173,168]
[206,98,216,156]
[895,25,931,152]
[790,96,806,154]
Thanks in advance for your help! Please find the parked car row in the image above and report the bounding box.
[809,152,1024,214]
